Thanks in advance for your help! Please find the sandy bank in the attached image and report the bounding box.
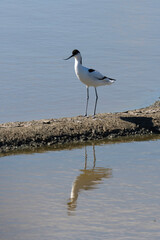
[0,101,160,153]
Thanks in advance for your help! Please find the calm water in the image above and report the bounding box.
[0,0,160,123]
[0,136,160,240]
[0,1,160,239]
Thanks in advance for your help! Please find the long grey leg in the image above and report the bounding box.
[85,86,89,116]
[94,87,98,115]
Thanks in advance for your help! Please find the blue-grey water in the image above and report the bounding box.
[0,137,160,240]
[0,0,160,123]
[0,1,160,239]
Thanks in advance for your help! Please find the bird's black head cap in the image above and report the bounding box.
[72,49,80,56]
[64,49,81,61]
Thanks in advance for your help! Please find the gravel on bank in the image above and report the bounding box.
[0,101,160,153]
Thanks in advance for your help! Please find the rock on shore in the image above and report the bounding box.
[0,101,160,153]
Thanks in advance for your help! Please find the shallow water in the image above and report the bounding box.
[0,136,160,240]
[0,0,160,123]
[0,1,160,239]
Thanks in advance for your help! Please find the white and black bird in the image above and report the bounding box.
[64,49,116,116]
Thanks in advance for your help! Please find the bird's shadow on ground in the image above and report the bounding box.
[120,116,154,129]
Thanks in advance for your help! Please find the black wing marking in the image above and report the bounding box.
[97,76,107,80]
[88,69,95,73]
[108,77,116,81]
[97,76,116,81]
[88,69,115,81]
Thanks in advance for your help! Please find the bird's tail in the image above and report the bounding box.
[108,77,116,83]
[103,77,116,85]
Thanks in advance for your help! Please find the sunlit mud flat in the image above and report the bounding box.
[0,101,159,153]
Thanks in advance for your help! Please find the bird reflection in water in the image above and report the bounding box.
[67,145,112,213]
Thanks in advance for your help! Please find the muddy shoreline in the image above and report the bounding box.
[0,101,160,153]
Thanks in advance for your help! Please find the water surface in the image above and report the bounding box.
[0,137,160,240]
[0,1,160,239]
[0,0,160,123]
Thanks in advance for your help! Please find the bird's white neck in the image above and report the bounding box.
[74,54,82,75]
[74,54,82,65]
